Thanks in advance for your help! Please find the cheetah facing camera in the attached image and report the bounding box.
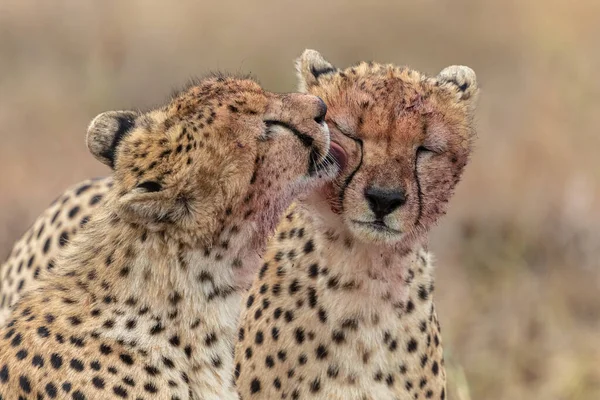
[234,51,479,399]
[0,76,337,399]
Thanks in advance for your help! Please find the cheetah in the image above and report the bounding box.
[0,178,112,325]
[234,50,479,400]
[0,75,338,399]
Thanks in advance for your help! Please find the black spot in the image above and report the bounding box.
[145,365,160,376]
[332,330,345,344]
[119,354,134,365]
[19,375,32,393]
[204,332,217,346]
[149,323,164,335]
[43,238,51,254]
[32,355,44,368]
[58,231,69,247]
[265,355,275,368]
[304,240,314,253]
[99,344,112,355]
[113,386,128,397]
[92,376,105,389]
[45,382,58,398]
[50,354,63,369]
[0,364,9,382]
[70,358,84,372]
[418,285,429,300]
[250,378,261,394]
[277,350,287,361]
[255,331,264,345]
[289,279,301,294]
[144,383,158,393]
[318,308,328,323]
[37,326,50,338]
[295,328,305,344]
[163,357,175,369]
[211,356,222,368]
[316,344,329,359]
[68,206,80,219]
[308,287,318,308]
[310,378,321,393]
[407,338,418,353]
[284,310,294,322]
[90,194,103,205]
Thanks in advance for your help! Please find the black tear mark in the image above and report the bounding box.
[413,152,424,227]
[338,138,364,210]
[100,115,136,169]
[310,65,337,79]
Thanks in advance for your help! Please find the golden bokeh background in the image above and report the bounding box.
[1,1,598,398]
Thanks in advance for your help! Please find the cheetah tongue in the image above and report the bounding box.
[328,141,347,172]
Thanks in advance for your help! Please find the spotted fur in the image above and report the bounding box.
[234,50,479,400]
[0,75,336,399]
[0,50,479,400]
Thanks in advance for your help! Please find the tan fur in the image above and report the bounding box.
[0,51,479,400]
[0,178,112,325]
[234,50,478,399]
[0,75,335,399]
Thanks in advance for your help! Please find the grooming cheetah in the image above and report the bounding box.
[0,178,112,325]
[0,75,337,399]
[234,51,479,399]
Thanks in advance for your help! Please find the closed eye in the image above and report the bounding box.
[263,120,314,147]
[417,145,441,155]
[332,121,358,140]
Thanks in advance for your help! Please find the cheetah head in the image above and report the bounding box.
[296,50,479,246]
[86,76,336,245]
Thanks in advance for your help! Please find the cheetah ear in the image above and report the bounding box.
[86,110,139,169]
[295,49,339,92]
[436,65,479,104]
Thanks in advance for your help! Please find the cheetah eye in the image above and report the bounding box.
[416,146,438,156]
[136,181,162,193]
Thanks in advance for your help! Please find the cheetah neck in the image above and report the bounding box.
[235,204,446,399]
[47,202,267,399]
[297,201,433,310]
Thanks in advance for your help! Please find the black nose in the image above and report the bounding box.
[365,187,406,219]
[314,97,327,124]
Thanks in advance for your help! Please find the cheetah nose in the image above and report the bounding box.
[314,97,327,124]
[364,187,407,219]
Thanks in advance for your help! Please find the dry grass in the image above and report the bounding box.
[0,1,598,399]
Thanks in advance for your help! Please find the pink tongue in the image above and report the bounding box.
[329,141,347,171]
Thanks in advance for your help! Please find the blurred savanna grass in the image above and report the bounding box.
[0,1,598,399]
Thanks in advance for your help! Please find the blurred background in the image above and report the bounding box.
[0,1,598,398]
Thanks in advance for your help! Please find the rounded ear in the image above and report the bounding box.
[86,110,139,168]
[436,65,479,103]
[295,49,339,92]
